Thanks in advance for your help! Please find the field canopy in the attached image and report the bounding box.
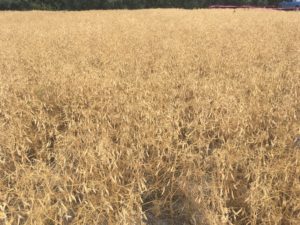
[0,9,299,225]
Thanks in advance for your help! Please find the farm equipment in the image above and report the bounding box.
[209,1,300,10]
[278,0,300,10]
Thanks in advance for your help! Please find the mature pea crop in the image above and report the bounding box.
[0,9,299,225]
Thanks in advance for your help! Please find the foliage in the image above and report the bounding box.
[0,0,283,10]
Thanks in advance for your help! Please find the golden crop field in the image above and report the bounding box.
[0,9,299,225]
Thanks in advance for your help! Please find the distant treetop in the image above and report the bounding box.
[0,0,283,10]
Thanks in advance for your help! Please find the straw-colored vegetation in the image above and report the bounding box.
[0,9,299,225]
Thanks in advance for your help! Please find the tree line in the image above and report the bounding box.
[0,0,283,10]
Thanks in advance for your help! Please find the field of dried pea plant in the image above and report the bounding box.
[0,9,299,225]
